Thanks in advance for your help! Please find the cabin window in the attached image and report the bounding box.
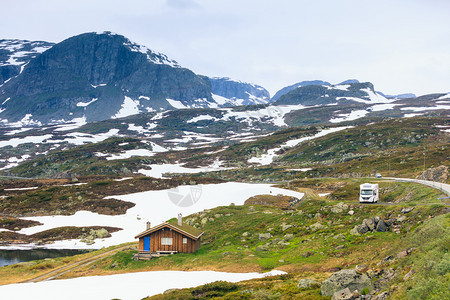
[183,238,187,244]
[161,237,173,245]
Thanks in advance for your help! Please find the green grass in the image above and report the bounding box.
[1,177,447,298]
[77,190,446,276]
[390,214,450,300]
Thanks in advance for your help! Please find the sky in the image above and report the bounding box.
[1,0,449,97]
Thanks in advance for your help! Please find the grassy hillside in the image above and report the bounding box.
[277,117,449,165]
[187,117,449,182]
[1,179,447,300]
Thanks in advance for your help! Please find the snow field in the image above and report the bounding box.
[2,182,304,250]
[0,270,286,300]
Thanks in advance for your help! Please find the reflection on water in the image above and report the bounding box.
[0,249,91,267]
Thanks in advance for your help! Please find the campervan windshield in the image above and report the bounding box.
[361,189,373,195]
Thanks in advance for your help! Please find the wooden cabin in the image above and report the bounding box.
[135,214,203,258]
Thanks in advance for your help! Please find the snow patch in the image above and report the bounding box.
[369,103,398,112]
[53,117,87,132]
[403,113,424,118]
[76,98,98,107]
[166,99,188,109]
[138,159,228,179]
[248,127,351,165]
[49,129,120,146]
[187,115,217,123]
[331,84,350,91]
[329,110,368,123]
[2,97,10,105]
[0,134,53,148]
[4,127,33,135]
[436,93,450,100]
[91,83,107,88]
[123,38,180,68]
[400,105,450,112]
[112,96,140,119]
[0,269,285,300]
[106,149,156,160]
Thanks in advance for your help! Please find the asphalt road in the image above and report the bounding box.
[385,177,450,197]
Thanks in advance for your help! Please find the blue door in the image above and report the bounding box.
[143,236,150,251]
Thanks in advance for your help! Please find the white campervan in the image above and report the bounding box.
[359,183,379,203]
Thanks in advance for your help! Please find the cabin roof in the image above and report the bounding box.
[135,219,204,240]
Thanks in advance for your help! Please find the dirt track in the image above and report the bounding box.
[24,245,132,283]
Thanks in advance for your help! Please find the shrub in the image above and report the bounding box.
[191,281,239,297]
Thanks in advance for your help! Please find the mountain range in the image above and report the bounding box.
[0,32,271,125]
[0,31,446,127]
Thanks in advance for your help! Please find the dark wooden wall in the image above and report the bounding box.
[138,227,201,253]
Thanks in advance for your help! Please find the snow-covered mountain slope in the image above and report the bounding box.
[271,80,331,102]
[274,81,392,106]
[209,77,270,106]
[0,32,219,125]
[0,33,279,126]
[0,39,54,85]
[0,93,447,176]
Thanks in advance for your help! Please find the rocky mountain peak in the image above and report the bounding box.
[0,32,214,125]
[209,77,270,106]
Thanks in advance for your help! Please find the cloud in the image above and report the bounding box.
[166,0,200,10]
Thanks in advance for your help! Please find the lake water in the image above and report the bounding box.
[0,249,90,267]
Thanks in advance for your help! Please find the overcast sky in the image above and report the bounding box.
[1,0,449,96]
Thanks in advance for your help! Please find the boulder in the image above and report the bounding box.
[355,264,368,274]
[356,224,369,234]
[255,245,270,251]
[297,278,320,289]
[331,288,353,300]
[348,210,355,216]
[281,223,293,231]
[258,233,272,240]
[278,242,290,246]
[350,227,360,236]
[373,292,389,300]
[376,219,388,232]
[284,233,294,241]
[321,269,374,297]
[403,269,415,281]
[363,218,376,231]
[400,207,414,214]
[302,251,314,258]
[331,202,349,214]
[242,232,250,237]
[310,222,325,231]
[397,250,408,259]
[385,219,394,226]
[396,216,406,222]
